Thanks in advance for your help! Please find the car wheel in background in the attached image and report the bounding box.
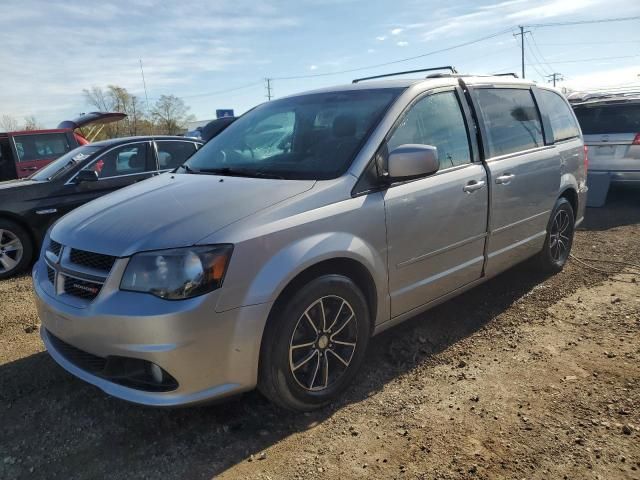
[258,274,371,411]
[0,220,33,280]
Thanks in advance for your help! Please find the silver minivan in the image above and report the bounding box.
[33,71,587,410]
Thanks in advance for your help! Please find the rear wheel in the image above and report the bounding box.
[258,274,370,411]
[534,197,575,273]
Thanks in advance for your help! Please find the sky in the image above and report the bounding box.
[1,0,639,127]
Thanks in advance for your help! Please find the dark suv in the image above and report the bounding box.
[0,135,202,279]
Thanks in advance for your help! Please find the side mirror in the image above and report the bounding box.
[75,169,99,183]
[387,144,439,182]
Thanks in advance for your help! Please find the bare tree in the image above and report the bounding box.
[83,86,112,112]
[23,115,42,131]
[151,95,194,135]
[0,115,19,131]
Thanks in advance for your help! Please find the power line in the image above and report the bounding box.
[527,54,640,65]
[526,15,640,28]
[528,32,555,75]
[271,27,514,80]
[176,81,264,100]
[523,34,552,79]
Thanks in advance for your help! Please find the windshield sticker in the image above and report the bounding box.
[72,153,90,161]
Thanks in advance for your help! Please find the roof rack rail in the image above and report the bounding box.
[492,73,519,78]
[352,66,457,84]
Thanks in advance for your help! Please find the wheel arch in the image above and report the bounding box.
[559,186,578,218]
[267,257,379,335]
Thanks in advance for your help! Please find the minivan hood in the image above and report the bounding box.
[51,173,315,257]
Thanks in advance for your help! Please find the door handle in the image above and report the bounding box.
[495,173,515,184]
[463,180,486,193]
[20,166,38,172]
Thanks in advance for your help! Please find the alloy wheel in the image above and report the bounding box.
[0,229,23,274]
[289,295,358,392]
[549,209,571,262]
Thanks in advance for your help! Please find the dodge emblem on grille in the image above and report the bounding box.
[72,283,99,295]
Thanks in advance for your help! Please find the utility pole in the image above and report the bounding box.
[265,78,273,101]
[546,73,564,87]
[513,26,531,79]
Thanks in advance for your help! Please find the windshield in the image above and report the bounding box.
[181,88,402,180]
[30,145,101,181]
[574,103,640,135]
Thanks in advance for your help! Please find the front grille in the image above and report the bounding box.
[47,330,107,373]
[69,249,117,273]
[48,240,62,257]
[46,265,56,284]
[63,276,102,301]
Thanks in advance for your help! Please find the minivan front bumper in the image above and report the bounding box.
[33,263,272,407]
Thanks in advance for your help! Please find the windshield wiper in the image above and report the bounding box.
[193,167,285,180]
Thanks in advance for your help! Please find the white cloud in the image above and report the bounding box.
[367,48,376,53]
[506,0,596,20]
[376,35,387,41]
[562,66,640,91]
[391,28,404,35]
[397,41,409,47]
[309,65,318,70]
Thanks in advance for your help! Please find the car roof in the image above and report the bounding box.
[89,135,201,147]
[279,74,536,98]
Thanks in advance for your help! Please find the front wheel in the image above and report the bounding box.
[258,275,371,411]
[0,220,33,280]
[534,197,575,273]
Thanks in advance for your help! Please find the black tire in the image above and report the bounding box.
[534,197,575,273]
[258,274,371,411]
[0,219,33,280]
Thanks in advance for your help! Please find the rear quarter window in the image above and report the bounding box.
[476,88,544,158]
[573,103,640,135]
[537,89,581,142]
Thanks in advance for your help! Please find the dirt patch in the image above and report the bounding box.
[1,188,639,480]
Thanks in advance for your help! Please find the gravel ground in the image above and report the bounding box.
[1,187,639,480]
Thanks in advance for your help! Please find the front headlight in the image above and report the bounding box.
[120,245,233,300]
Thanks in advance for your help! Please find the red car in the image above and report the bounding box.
[0,112,125,181]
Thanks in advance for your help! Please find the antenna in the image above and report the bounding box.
[139,58,155,138]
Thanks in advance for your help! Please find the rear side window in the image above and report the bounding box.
[387,91,471,168]
[537,89,581,141]
[12,133,70,162]
[156,141,198,170]
[573,104,640,134]
[476,88,544,158]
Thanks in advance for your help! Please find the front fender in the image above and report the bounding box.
[217,231,389,325]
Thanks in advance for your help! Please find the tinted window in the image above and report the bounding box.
[476,88,544,157]
[184,89,402,180]
[83,143,149,179]
[388,91,471,168]
[538,89,580,141]
[156,141,197,170]
[13,133,71,162]
[573,104,640,134]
